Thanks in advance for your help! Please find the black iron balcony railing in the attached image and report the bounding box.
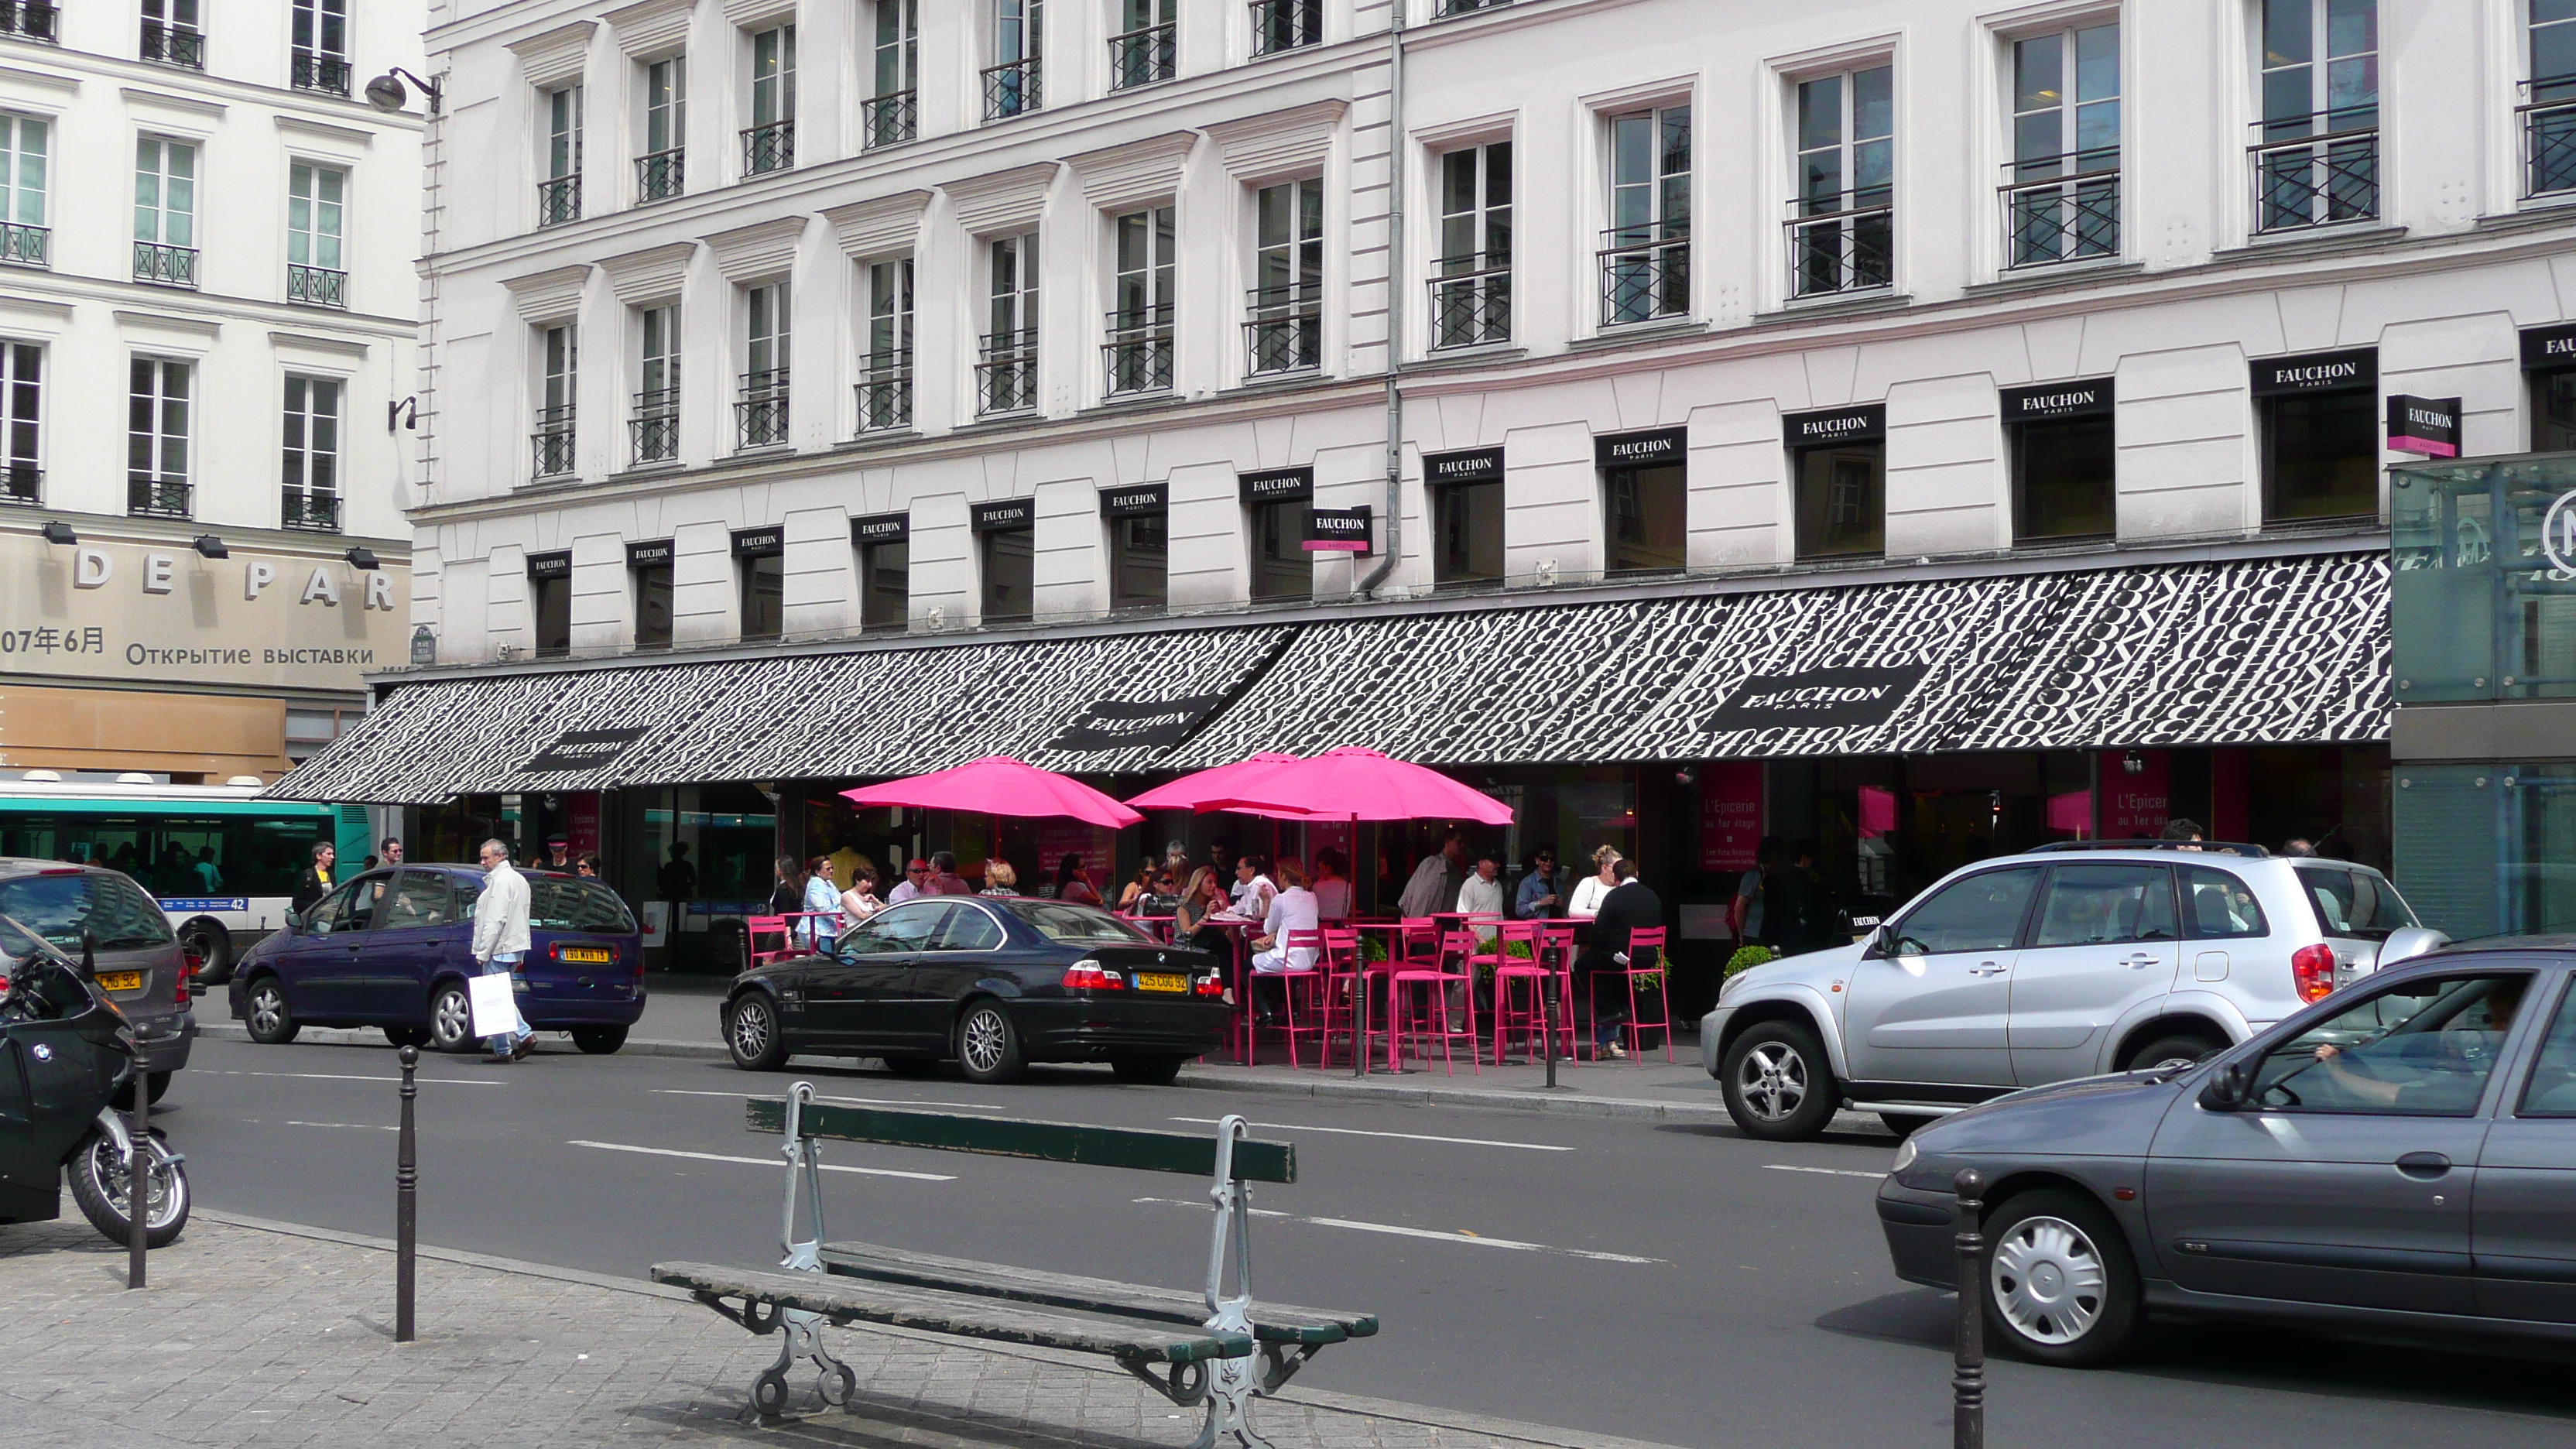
[1104,307,1175,396]
[635,147,684,203]
[983,56,1042,121]
[0,0,58,42]
[735,371,790,449]
[2002,155,2119,268]
[1,221,46,267]
[630,389,680,464]
[128,474,190,518]
[134,241,197,287]
[140,19,203,68]
[287,263,346,307]
[532,409,576,477]
[1,463,39,504]
[1436,0,1511,15]
[978,329,1039,414]
[1108,22,1176,90]
[537,173,581,227]
[862,91,917,149]
[280,488,340,532]
[742,120,794,176]
[291,50,351,96]
[1244,289,1320,375]
[1599,224,1689,326]
[2249,114,2378,233]
[1249,0,1320,55]
[1786,196,1893,298]
[1428,256,1512,349]
[855,357,913,432]
[2523,86,2576,199]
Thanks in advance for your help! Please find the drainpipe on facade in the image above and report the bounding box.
[1355,6,1406,599]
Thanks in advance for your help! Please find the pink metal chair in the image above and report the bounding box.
[1389,930,1480,1076]
[1491,920,1568,1064]
[1275,929,1333,1067]
[1589,926,1674,1062]
[742,915,795,968]
[1316,927,1362,1067]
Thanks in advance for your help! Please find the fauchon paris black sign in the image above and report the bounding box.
[2386,395,2461,457]
[625,539,674,570]
[1704,664,1933,734]
[2523,324,2576,371]
[972,498,1035,533]
[1423,446,1504,487]
[1784,405,1887,447]
[1595,427,1687,469]
[1046,694,1229,752]
[524,725,650,772]
[2250,348,2376,397]
[1098,483,1167,519]
[730,526,785,557]
[525,551,572,581]
[2001,379,2115,423]
[849,512,909,546]
[1238,466,1314,504]
[1305,505,1372,553]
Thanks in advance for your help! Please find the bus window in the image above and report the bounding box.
[0,810,332,903]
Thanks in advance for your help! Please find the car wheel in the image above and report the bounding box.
[1880,1112,1937,1138]
[571,1026,628,1055]
[1719,1019,1840,1140]
[954,1001,1026,1085]
[243,978,299,1045]
[183,922,233,986]
[1983,1188,2144,1367]
[2121,1031,2223,1074]
[384,1026,433,1050]
[880,1056,938,1078]
[426,983,476,1053]
[1110,1055,1185,1086]
[725,994,788,1071]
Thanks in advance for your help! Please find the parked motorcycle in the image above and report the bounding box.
[0,916,190,1247]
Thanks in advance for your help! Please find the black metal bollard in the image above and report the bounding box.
[1540,949,1560,1090]
[1952,1168,1987,1449]
[125,1079,148,1289]
[396,1045,419,1343]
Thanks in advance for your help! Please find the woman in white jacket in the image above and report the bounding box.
[1567,845,1622,918]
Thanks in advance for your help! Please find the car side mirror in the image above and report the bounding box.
[2376,926,2449,971]
[1862,923,1895,959]
[2198,1059,2252,1112]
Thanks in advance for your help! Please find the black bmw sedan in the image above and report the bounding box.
[720,895,1231,1084]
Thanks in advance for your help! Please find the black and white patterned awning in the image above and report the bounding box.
[1167,551,2390,768]
[269,627,1295,804]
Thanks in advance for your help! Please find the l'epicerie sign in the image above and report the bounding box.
[0,534,407,691]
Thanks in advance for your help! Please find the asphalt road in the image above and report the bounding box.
[135,1035,2576,1449]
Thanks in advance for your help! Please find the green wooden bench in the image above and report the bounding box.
[649,1081,1378,1448]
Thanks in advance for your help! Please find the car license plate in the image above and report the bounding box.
[560,946,613,964]
[98,971,143,992]
[1136,972,1187,993]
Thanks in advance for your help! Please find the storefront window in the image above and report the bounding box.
[981,524,1033,623]
[860,538,907,632]
[1434,478,1503,587]
[1793,440,1884,559]
[2263,387,2378,522]
[1249,499,1307,601]
[1109,509,1167,612]
[2392,456,2576,701]
[2012,413,2115,541]
[633,558,673,649]
[737,553,783,641]
[532,573,570,658]
[1604,464,1685,574]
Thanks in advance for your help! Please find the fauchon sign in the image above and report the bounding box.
[2385,395,2461,457]
[526,551,572,581]
[1704,664,1931,734]
[1783,405,1887,447]
[1423,446,1504,487]
[625,539,675,570]
[730,526,785,557]
[2522,324,2576,371]
[1098,483,1167,519]
[1238,466,1314,504]
[1595,427,1687,469]
[849,512,909,546]
[2250,348,2376,397]
[1046,694,1229,752]
[1305,505,1372,553]
[0,533,407,693]
[2002,379,2115,423]
[523,725,651,773]
[971,498,1034,533]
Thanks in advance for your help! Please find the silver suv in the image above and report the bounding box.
[1701,842,2436,1140]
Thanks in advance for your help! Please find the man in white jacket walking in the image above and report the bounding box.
[472,838,535,1063]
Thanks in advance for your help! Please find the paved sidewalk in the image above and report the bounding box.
[0,1211,1690,1449]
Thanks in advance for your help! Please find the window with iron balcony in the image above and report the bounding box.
[1106,206,1175,396]
[0,341,40,505]
[1249,0,1320,56]
[981,234,1039,415]
[2002,22,2120,269]
[540,86,584,226]
[2249,0,2379,234]
[1430,142,1511,349]
[1787,65,1893,299]
[866,2,917,146]
[0,1,60,45]
[2525,1,2576,198]
[290,0,352,97]
[140,0,204,69]
[858,258,913,432]
[1109,0,1175,91]
[1435,0,1509,16]
[133,137,197,289]
[1600,106,1690,326]
[985,0,1042,121]
[1246,178,1321,375]
[744,24,795,175]
[128,358,192,519]
[0,114,48,269]
[637,56,686,204]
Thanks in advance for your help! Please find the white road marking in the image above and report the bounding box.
[1166,1116,1571,1153]
[283,1121,399,1132]
[1763,1164,1886,1180]
[567,1140,954,1182]
[204,1070,505,1087]
[1131,1197,1663,1265]
[651,1088,1007,1112]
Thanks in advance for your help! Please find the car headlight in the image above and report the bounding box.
[1891,1136,1919,1174]
[1719,971,1748,1004]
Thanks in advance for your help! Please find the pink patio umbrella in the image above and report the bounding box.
[1122,752,1303,814]
[841,755,1144,830]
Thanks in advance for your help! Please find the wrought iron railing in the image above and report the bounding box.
[537,173,581,227]
[288,263,346,307]
[1435,0,1510,15]
[1104,308,1175,396]
[2249,116,2378,233]
[635,147,685,203]
[1,463,39,504]
[983,57,1042,120]
[736,371,790,448]
[978,330,1039,414]
[2524,90,2576,199]
[1598,225,1689,326]
[862,91,917,149]
[1786,198,1893,298]
[291,50,351,96]
[630,389,680,464]
[140,19,202,67]
[0,221,46,267]
[531,409,576,477]
[1249,0,1320,54]
[128,474,191,518]
[280,489,340,532]
[855,358,913,432]
[133,241,197,287]
[1244,289,1320,375]
[1428,258,1511,349]
[742,120,794,176]
[0,1,58,42]
[2001,157,2119,268]
[1108,22,1175,89]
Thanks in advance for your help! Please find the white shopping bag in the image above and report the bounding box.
[467,971,522,1038]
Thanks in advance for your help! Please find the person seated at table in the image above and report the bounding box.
[1233,855,1277,922]
[1116,861,1155,912]
[1174,867,1225,946]
[1568,845,1622,918]
[1515,848,1562,919]
[979,859,1020,896]
[1132,869,1182,920]
[1055,854,1103,906]
[1574,861,1661,1060]
[1456,852,1506,942]
[1250,861,1321,974]
[1310,848,1352,923]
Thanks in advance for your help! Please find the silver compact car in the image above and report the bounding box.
[1701,841,2437,1140]
[1877,941,2576,1365]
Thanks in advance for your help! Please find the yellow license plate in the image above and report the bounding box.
[1136,972,1188,994]
[560,946,613,964]
[98,971,143,992]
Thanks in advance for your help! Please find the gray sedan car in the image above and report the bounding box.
[1879,940,2576,1365]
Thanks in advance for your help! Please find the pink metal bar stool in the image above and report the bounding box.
[1489,920,1553,1064]
[1274,929,1333,1068]
[1315,927,1362,1068]
[1389,930,1480,1076]
[1588,926,1674,1062]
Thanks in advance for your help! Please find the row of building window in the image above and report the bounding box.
[0,0,355,97]
[0,341,348,530]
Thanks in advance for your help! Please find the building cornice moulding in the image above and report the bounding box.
[0,64,79,97]
[947,163,1059,237]
[113,310,222,351]
[1207,101,1344,185]
[275,114,375,150]
[508,20,597,88]
[502,263,591,322]
[719,0,800,29]
[705,216,806,283]
[605,0,694,59]
[269,331,371,358]
[122,86,226,125]
[1068,132,1198,212]
[821,190,932,259]
[0,295,75,334]
[599,241,697,302]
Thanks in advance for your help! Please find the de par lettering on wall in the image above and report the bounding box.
[67,548,397,610]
